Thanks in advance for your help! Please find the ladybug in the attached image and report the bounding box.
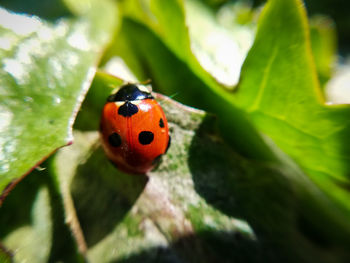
[99,83,171,174]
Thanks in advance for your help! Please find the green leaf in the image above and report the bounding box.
[0,0,72,20]
[4,188,52,262]
[236,0,350,234]
[0,2,117,198]
[183,0,255,86]
[0,250,11,263]
[310,15,337,86]
[0,163,85,262]
[0,170,52,262]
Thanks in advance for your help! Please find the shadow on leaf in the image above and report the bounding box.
[0,0,73,20]
[0,162,82,262]
[71,147,148,248]
[0,169,45,238]
[112,230,261,263]
[188,115,350,262]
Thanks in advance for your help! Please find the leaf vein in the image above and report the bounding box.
[249,46,279,112]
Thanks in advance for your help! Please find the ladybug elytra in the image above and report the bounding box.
[100,84,171,174]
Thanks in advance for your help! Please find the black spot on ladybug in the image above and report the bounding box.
[107,84,154,102]
[108,132,122,147]
[152,154,163,165]
[118,101,138,117]
[159,118,165,128]
[138,131,154,145]
[165,136,171,153]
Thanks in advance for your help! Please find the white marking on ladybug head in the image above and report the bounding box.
[138,84,152,93]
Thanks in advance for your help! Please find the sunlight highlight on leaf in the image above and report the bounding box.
[186,0,255,86]
[0,1,118,198]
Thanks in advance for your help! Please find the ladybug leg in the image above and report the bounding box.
[152,154,163,170]
[165,136,171,153]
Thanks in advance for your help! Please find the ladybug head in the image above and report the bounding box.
[107,84,154,102]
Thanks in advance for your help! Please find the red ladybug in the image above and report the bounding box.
[100,83,171,174]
